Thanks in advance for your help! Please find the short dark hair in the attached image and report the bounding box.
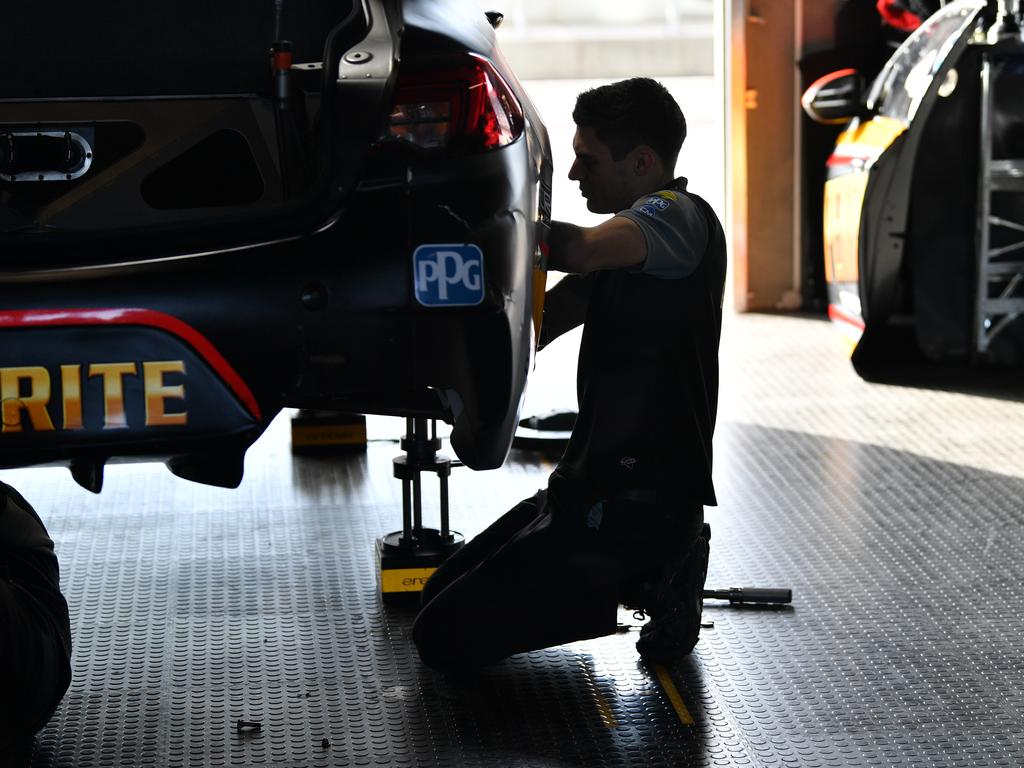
[572,78,687,169]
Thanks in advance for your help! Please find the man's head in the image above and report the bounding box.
[568,78,687,213]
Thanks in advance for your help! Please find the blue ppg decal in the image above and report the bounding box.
[646,197,669,210]
[413,244,485,307]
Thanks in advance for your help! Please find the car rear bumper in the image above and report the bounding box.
[0,138,545,483]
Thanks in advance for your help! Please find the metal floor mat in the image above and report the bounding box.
[4,310,1024,768]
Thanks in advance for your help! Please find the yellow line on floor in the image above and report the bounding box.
[580,659,618,729]
[652,663,694,726]
[593,685,618,729]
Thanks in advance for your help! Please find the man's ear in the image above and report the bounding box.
[632,146,659,177]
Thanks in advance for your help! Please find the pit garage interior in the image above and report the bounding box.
[5,1,1024,767]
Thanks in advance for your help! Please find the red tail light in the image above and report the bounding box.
[384,53,525,151]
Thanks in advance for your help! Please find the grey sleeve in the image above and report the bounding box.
[614,191,709,279]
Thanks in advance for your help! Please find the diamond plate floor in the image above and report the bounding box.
[3,310,1024,768]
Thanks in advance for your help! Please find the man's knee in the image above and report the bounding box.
[419,566,448,607]
[412,600,463,671]
[0,484,73,748]
[0,590,72,747]
[413,588,508,672]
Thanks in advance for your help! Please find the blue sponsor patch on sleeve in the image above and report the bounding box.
[413,244,485,307]
[637,204,658,218]
[646,197,670,210]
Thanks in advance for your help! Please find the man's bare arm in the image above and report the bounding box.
[538,273,593,349]
[547,217,647,274]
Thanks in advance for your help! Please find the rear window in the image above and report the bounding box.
[0,0,356,99]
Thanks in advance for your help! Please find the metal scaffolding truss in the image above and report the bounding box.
[975,45,1024,356]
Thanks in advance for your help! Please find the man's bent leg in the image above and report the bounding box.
[413,504,620,671]
[420,490,546,606]
[612,500,708,662]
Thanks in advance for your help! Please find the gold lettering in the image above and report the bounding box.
[88,362,137,429]
[0,366,56,433]
[143,361,187,426]
[60,364,84,430]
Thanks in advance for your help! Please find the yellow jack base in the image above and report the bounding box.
[376,529,464,604]
[290,410,367,454]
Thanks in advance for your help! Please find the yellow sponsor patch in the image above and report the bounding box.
[823,171,869,285]
[531,264,547,348]
[833,116,906,163]
[656,191,678,201]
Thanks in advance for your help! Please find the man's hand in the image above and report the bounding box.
[548,217,647,274]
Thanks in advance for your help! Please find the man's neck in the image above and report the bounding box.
[610,175,678,212]
[637,174,676,198]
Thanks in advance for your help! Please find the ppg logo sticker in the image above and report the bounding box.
[413,244,485,307]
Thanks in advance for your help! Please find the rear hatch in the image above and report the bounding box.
[0,0,399,261]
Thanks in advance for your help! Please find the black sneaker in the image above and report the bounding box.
[635,523,710,663]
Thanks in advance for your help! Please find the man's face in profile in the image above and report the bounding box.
[567,126,634,214]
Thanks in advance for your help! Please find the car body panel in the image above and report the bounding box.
[0,0,552,489]
[820,0,988,359]
[823,116,906,348]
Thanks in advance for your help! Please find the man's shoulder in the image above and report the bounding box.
[667,186,725,238]
[626,188,702,227]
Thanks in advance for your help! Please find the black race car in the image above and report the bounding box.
[0,0,552,491]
